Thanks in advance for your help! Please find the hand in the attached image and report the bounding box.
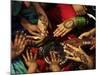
[37,15,48,37]
[26,33,45,45]
[22,50,38,73]
[72,5,87,15]
[64,44,93,68]
[78,28,96,50]
[79,32,91,39]
[21,18,41,36]
[53,19,74,37]
[33,3,49,37]
[79,28,96,39]
[11,31,27,59]
[44,51,61,72]
[21,18,47,45]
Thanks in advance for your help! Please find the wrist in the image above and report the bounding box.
[73,17,88,28]
[63,19,74,29]
[50,64,60,72]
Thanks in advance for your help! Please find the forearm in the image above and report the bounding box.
[89,28,96,36]
[21,18,36,32]
[32,3,48,26]
[72,17,88,28]
[83,54,93,68]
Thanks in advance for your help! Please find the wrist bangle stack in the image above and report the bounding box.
[74,17,87,28]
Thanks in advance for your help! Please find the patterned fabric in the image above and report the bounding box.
[11,59,27,74]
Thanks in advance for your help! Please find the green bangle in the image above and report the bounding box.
[74,17,87,28]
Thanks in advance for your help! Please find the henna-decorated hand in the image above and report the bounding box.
[53,19,74,37]
[72,5,87,15]
[11,31,27,59]
[44,51,61,72]
[64,44,93,68]
[37,15,48,37]
[22,50,38,73]
[21,18,47,45]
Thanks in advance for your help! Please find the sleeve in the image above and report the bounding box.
[57,4,76,21]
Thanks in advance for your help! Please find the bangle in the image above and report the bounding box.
[74,17,87,28]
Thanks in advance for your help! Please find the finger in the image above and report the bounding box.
[20,33,26,48]
[56,28,66,37]
[17,31,24,47]
[29,30,41,36]
[50,51,54,62]
[90,45,95,50]
[16,49,24,55]
[57,54,60,63]
[34,52,37,60]
[60,28,68,37]
[67,44,79,51]
[22,54,27,62]
[14,31,19,47]
[61,28,72,37]
[64,50,74,56]
[53,27,60,36]
[26,50,30,61]
[54,27,64,37]
[53,24,63,35]
[30,51,33,60]
[78,35,83,39]
[21,40,27,51]
[78,33,86,39]
[44,57,51,64]
[53,52,56,62]
[26,35,41,40]
[34,38,43,44]
[66,56,76,61]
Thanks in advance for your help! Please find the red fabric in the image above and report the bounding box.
[30,48,46,72]
[62,65,71,71]
[57,4,76,21]
[31,48,39,54]
[36,59,46,72]
[47,4,76,25]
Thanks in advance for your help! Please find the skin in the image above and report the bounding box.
[64,43,93,68]
[11,31,27,59]
[72,5,87,15]
[79,28,96,50]
[53,19,74,37]
[79,28,96,39]
[44,51,61,72]
[21,18,46,45]
[21,3,49,45]
[22,50,38,73]
[33,3,48,35]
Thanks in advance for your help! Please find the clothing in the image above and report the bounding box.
[30,47,46,72]
[46,4,76,25]
[12,1,38,24]
[11,59,27,74]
